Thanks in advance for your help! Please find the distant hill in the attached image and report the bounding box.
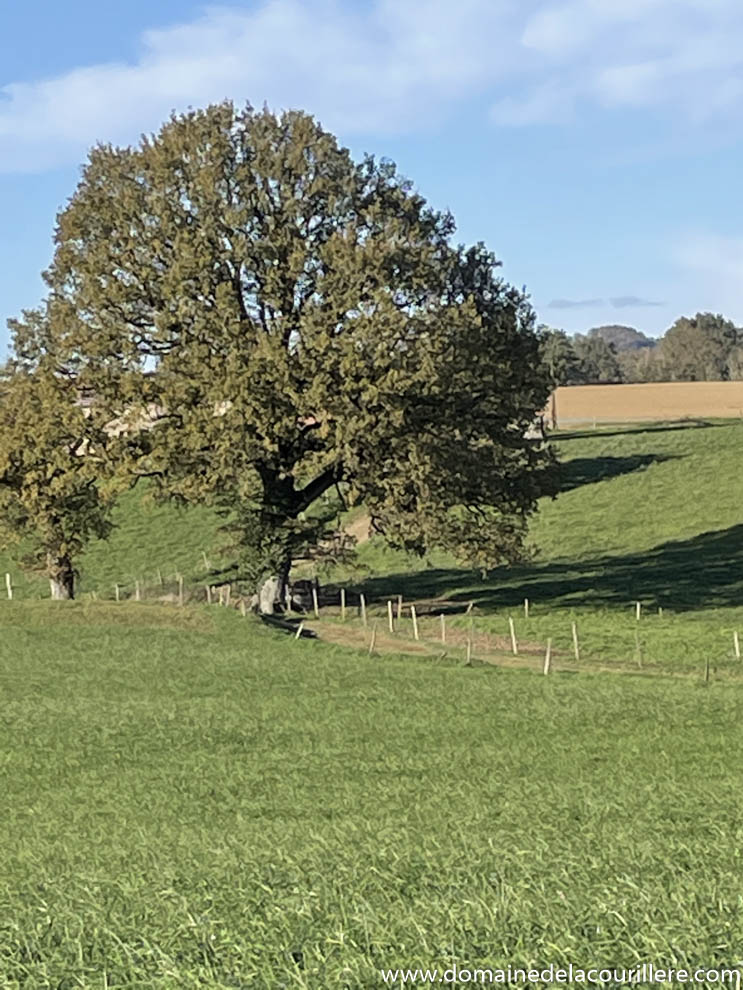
[588,325,656,351]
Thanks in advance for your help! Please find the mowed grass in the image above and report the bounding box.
[2,603,743,988]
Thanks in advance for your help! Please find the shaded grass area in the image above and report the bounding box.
[350,419,743,593]
[356,521,743,613]
[1,604,743,987]
[329,420,743,670]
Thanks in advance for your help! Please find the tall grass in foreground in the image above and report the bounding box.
[1,604,743,987]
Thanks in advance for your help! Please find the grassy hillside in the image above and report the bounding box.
[343,420,743,675]
[2,422,743,984]
[350,418,743,588]
[3,419,743,627]
[0,487,232,600]
[2,604,743,987]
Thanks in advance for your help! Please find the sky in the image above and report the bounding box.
[2,0,743,353]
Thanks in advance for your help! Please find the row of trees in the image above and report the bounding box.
[0,102,555,604]
[541,313,743,386]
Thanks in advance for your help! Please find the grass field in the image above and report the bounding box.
[2,604,743,988]
[3,419,743,986]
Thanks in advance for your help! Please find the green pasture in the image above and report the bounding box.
[1,604,743,988]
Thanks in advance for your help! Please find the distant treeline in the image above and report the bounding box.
[540,314,743,385]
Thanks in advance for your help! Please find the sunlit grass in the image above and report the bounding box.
[1,603,743,986]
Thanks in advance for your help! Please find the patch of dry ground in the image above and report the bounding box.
[552,381,743,426]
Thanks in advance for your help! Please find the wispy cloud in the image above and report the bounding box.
[547,298,604,309]
[1,0,743,172]
[510,0,743,124]
[0,0,522,173]
[610,296,664,308]
[673,232,743,322]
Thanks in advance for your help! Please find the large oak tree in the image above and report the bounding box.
[29,102,553,609]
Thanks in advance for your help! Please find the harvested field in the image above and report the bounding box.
[552,381,743,426]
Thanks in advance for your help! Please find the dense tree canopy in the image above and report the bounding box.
[659,313,741,381]
[26,102,554,607]
[543,314,743,385]
[539,328,584,386]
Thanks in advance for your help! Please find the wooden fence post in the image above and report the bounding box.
[524,597,529,619]
[135,580,141,602]
[509,616,518,655]
[543,638,552,676]
[387,600,394,633]
[411,605,419,641]
[440,613,446,644]
[295,621,304,640]
[396,594,403,621]
[178,575,184,607]
[572,621,580,662]
[734,631,740,661]
[114,583,120,603]
[360,593,367,628]
[312,586,319,618]
[340,588,346,621]
[635,601,641,621]
[5,572,12,601]
[206,585,212,605]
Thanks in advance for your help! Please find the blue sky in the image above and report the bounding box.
[2,0,743,352]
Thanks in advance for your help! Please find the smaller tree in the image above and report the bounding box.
[539,327,583,386]
[660,312,741,381]
[0,358,114,599]
[572,334,623,383]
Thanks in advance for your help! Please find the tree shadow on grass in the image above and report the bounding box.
[558,453,677,493]
[357,524,743,613]
[555,419,726,442]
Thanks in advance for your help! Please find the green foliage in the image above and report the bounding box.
[35,101,553,585]
[660,311,742,381]
[545,316,743,384]
[539,327,583,385]
[540,326,626,385]
[572,333,623,383]
[1,604,742,985]
[0,361,114,596]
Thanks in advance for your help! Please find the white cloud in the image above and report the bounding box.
[491,81,576,126]
[673,233,743,323]
[0,0,522,173]
[1,0,743,171]
[517,0,743,123]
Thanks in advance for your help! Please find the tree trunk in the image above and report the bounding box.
[256,558,292,614]
[47,553,75,600]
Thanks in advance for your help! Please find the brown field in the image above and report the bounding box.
[551,381,743,427]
